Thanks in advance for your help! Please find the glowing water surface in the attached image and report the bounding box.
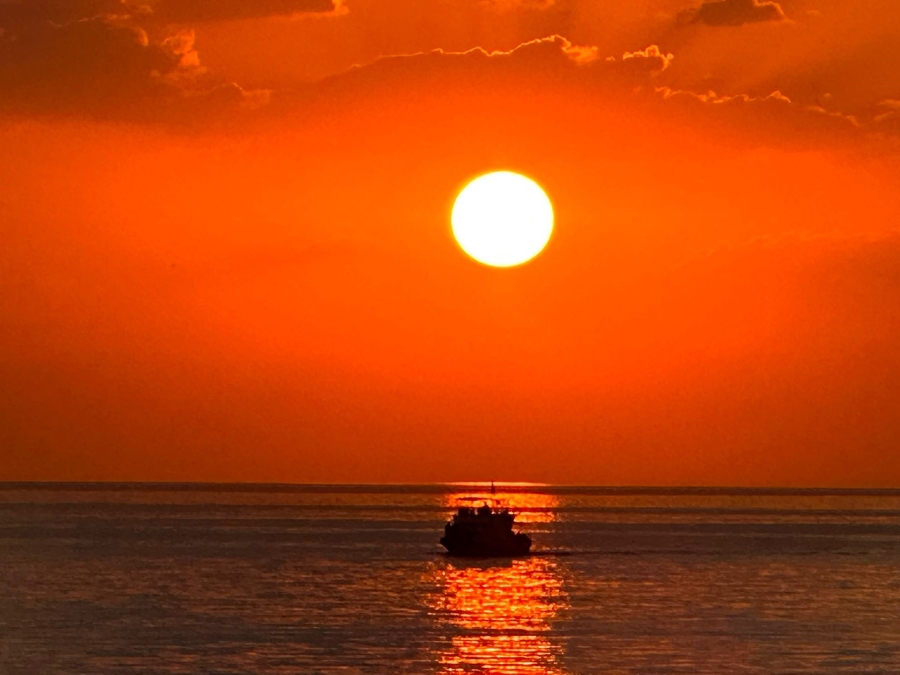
[429,557,568,675]
[2,483,900,674]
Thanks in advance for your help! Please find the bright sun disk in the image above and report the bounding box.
[451,171,554,267]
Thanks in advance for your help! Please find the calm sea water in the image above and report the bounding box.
[2,484,900,674]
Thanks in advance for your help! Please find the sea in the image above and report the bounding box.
[2,483,900,675]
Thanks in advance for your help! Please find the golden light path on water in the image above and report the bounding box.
[427,489,569,675]
[442,486,560,524]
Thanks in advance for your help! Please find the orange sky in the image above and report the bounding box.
[2,0,900,485]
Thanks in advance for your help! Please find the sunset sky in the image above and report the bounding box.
[2,0,900,485]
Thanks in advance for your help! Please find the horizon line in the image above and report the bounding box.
[2,481,900,495]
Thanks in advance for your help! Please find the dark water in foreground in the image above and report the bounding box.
[2,484,900,674]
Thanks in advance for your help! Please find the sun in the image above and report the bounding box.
[451,171,554,268]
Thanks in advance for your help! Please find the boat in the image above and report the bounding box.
[440,501,532,557]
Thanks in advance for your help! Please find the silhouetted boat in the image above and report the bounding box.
[441,501,532,557]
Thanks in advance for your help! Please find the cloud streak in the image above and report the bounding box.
[319,37,869,149]
[0,14,886,151]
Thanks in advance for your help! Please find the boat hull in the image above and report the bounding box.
[440,532,532,558]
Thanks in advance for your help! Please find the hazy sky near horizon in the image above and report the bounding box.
[2,0,900,485]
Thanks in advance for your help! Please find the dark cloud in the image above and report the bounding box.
[0,2,288,121]
[0,1,122,27]
[0,13,883,149]
[0,0,340,26]
[141,0,340,24]
[0,14,183,117]
[480,0,557,10]
[685,0,785,26]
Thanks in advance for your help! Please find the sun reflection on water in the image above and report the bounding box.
[428,556,569,675]
[441,488,560,525]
